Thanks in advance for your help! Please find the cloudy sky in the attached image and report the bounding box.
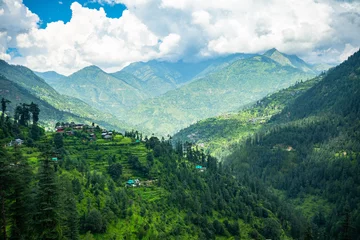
[0,0,359,75]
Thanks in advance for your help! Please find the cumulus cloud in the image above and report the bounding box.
[0,0,359,74]
[8,1,186,75]
[0,0,39,61]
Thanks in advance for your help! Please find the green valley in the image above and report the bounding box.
[127,50,317,135]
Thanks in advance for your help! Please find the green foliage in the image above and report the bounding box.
[174,76,320,160]
[34,157,60,239]
[222,49,360,239]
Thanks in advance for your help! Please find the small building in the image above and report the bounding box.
[74,124,84,129]
[103,134,112,140]
[196,165,206,172]
[66,131,74,136]
[8,138,24,147]
[56,127,64,133]
[52,157,58,161]
[126,179,141,187]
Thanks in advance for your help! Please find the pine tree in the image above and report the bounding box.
[34,155,60,239]
[0,147,12,240]
[9,147,33,240]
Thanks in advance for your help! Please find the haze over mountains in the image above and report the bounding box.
[34,49,327,135]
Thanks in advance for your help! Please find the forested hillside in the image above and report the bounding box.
[173,76,322,160]
[1,99,313,240]
[222,50,360,239]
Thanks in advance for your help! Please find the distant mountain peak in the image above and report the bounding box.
[262,48,316,73]
[82,65,103,72]
[263,48,281,56]
[70,65,104,77]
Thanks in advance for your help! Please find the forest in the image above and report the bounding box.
[1,95,314,239]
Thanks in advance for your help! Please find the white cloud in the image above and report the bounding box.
[11,2,181,75]
[0,0,39,62]
[1,0,359,74]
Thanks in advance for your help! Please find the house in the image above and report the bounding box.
[103,134,112,140]
[66,131,74,136]
[8,138,24,147]
[74,124,84,129]
[56,127,64,133]
[126,179,141,187]
[196,165,206,172]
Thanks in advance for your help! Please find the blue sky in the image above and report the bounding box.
[23,0,127,28]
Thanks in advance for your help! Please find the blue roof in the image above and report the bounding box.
[127,180,135,184]
[196,165,202,169]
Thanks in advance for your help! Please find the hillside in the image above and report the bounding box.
[34,71,66,86]
[219,50,360,239]
[127,51,316,135]
[0,105,309,240]
[42,65,146,117]
[173,76,322,160]
[0,61,130,131]
[117,54,256,97]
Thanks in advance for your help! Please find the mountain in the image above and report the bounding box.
[115,53,256,97]
[34,70,66,86]
[175,49,360,239]
[44,65,147,117]
[173,76,322,159]
[126,51,317,135]
[0,60,130,130]
[263,48,316,73]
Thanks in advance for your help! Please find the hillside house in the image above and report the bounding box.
[8,138,24,147]
[74,124,84,129]
[126,179,141,187]
[196,165,206,172]
[56,127,64,133]
[103,134,112,140]
[66,131,74,136]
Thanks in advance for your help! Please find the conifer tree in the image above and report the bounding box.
[9,147,32,240]
[0,147,12,240]
[34,154,60,239]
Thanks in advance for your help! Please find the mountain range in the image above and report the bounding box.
[35,49,327,135]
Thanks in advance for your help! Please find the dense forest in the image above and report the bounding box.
[1,98,310,239]
[224,50,360,239]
